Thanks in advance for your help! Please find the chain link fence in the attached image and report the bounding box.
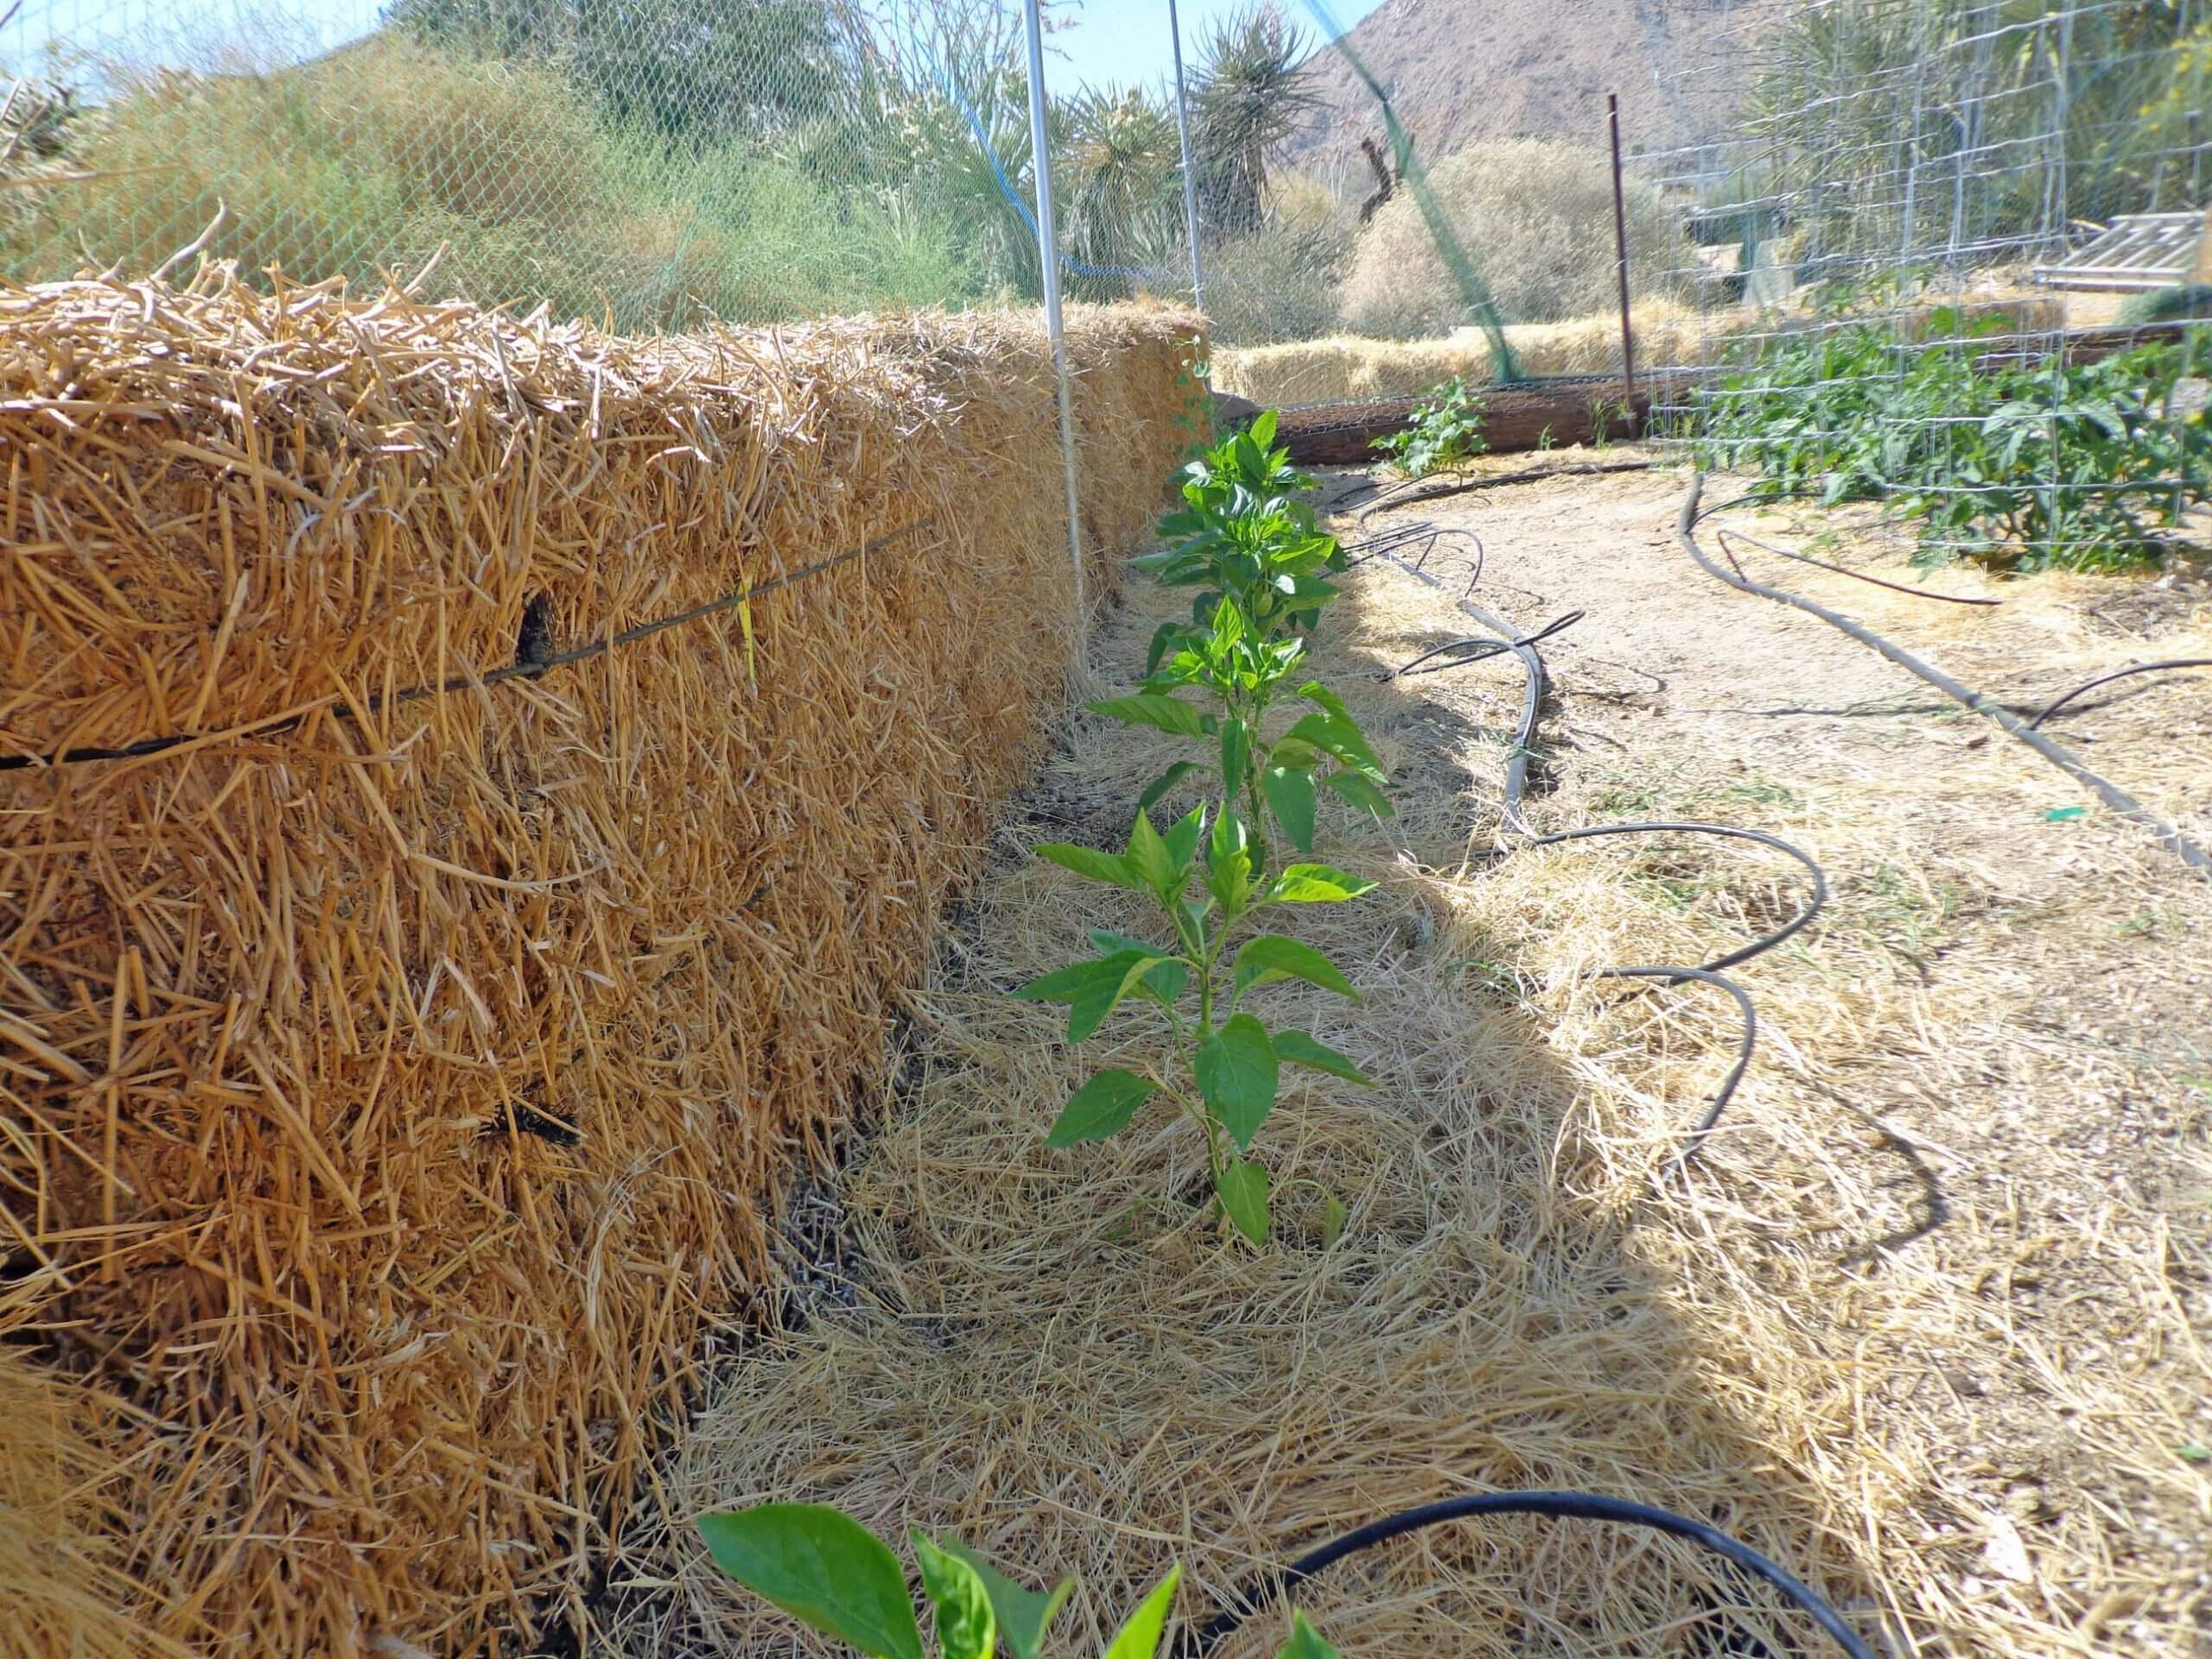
[2,0,1697,404]
[19,0,2200,457]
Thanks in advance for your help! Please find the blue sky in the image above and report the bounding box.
[1054,0,1382,94]
[5,0,1383,92]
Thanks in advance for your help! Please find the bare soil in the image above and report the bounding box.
[1331,454,2212,1655]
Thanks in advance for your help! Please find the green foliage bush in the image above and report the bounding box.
[1372,376,1487,477]
[1696,300,2212,572]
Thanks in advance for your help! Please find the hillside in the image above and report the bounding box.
[1287,0,1764,181]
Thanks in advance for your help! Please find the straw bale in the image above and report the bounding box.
[0,270,1198,1656]
[1212,293,2069,408]
[0,1344,188,1659]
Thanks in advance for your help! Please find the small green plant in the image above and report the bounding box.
[1019,802,1371,1245]
[1170,333,1215,463]
[1116,412,1393,875]
[1535,423,1556,452]
[1584,395,1627,452]
[696,1502,1342,1659]
[1371,375,1487,478]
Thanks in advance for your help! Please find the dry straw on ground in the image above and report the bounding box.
[621,569,1889,1659]
[0,269,1197,1656]
[624,486,2209,1659]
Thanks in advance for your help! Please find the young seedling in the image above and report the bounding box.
[1371,375,1487,478]
[696,1502,1345,1659]
[1106,414,1394,875]
[1016,803,1372,1246]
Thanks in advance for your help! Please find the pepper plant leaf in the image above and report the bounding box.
[1232,936,1359,1001]
[1032,842,1142,890]
[695,1505,924,1659]
[1323,770,1395,820]
[1216,1156,1271,1247]
[1272,1029,1373,1085]
[1046,1069,1160,1147]
[940,1544,1073,1659]
[1196,1014,1279,1148]
[910,1534,995,1659]
[1136,761,1200,814]
[1261,765,1317,853]
[1266,864,1376,904]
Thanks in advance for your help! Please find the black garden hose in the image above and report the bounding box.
[1189,1492,1878,1659]
[1714,527,2002,607]
[2028,658,2212,729]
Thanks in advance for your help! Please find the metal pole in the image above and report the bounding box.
[1022,0,1087,668]
[1167,0,1205,312]
[1606,93,1639,436]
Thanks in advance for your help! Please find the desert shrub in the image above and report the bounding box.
[1201,174,1353,346]
[1339,137,1686,338]
[0,37,979,330]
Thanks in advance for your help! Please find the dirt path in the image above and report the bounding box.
[1332,455,2212,1656]
[614,454,2209,1659]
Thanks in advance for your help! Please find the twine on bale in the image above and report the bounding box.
[0,266,1198,1656]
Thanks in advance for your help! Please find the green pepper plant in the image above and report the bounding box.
[696,1501,1343,1659]
[1016,802,1371,1247]
[1105,413,1393,877]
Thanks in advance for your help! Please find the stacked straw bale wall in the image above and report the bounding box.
[0,276,1198,1656]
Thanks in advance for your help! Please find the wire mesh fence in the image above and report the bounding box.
[0,0,1675,394]
[11,0,2209,499]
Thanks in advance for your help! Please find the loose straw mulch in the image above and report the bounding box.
[0,268,1198,1656]
[620,499,2210,1659]
[615,568,1900,1659]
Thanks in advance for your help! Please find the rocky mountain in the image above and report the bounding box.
[1287,0,1767,185]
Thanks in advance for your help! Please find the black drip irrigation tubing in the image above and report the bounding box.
[1187,470,1873,1659]
[0,520,932,774]
[2029,658,2212,729]
[1682,475,2212,874]
[1189,1493,1875,1659]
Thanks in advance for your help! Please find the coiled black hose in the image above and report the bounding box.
[1189,1491,1877,1659]
[1185,472,1875,1659]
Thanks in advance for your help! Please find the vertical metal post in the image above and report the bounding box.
[1167,0,1205,312]
[1606,93,1638,436]
[1022,0,1087,668]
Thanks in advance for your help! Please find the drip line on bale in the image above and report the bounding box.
[1186,468,1874,1659]
[1681,475,2212,874]
[0,520,932,774]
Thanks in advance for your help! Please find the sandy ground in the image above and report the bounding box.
[1321,454,2212,1654]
